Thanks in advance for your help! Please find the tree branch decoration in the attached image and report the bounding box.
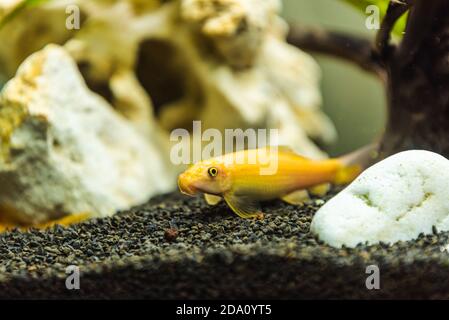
[288,0,449,160]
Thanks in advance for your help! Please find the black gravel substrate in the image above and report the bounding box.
[1,190,449,299]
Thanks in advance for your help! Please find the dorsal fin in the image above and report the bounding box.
[265,145,310,160]
[276,146,296,154]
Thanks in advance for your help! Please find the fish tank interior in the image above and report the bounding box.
[0,0,448,301]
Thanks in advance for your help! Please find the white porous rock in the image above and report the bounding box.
[0,45,173,224]
[0,0,336,161]
[311,150,449,248]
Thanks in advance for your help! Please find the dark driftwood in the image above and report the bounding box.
[287,25,386,80]
[375,0,410,55]
[287,0,449,159]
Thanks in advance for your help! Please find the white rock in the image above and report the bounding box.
[311,150,449,248]
[0,0,338,225]
[0,45,173,224]
[0,0,336,161]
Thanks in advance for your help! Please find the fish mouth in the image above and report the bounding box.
[178,174,198,196]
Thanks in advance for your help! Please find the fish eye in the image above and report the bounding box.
[208,167,218,177]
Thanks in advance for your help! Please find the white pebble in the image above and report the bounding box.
[311,150,449,248]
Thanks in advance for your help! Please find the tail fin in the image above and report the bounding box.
[334,143,379,185]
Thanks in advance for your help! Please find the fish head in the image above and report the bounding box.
[178,159,231,196]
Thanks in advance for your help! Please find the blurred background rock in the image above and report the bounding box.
[0,0,387,224]
[283,0,385,155]
[0,0,386,156]
[0,0,352,223]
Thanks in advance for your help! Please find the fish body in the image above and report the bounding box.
[178,146,375,219]
[221,150,339,199]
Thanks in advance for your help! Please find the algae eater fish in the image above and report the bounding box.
[178,145,376,219]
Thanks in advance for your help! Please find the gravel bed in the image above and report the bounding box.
[0,190,448,299]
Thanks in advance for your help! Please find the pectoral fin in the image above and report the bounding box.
[281,189,310,205]
[204,194,222,205]
[309,183,330,196]
[223,193,263,219]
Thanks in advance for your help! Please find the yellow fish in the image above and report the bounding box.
[178,145,376,219]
